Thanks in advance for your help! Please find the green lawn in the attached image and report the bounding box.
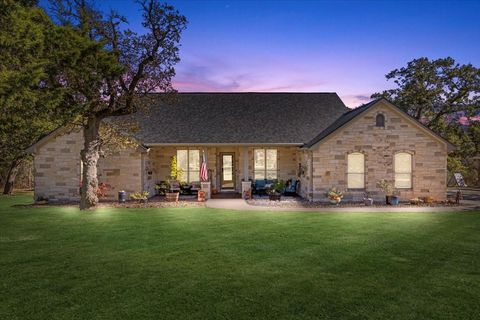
[1,193,479,320]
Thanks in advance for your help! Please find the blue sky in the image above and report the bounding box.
[41,0,480,107]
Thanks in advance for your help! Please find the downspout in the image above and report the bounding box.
[243,146,249,181]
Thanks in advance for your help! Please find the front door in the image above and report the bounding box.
[220,153,235,190]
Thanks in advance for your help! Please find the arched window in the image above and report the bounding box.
[347,152,365,189]
[394,153,412,188]
[376,114,385,127]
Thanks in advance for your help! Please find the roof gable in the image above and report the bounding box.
[304,98,456,151]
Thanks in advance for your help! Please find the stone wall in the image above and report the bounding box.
[97,150,142,199]
[310,101,448,202]
[33,129,143,201]
[33,129,83,201]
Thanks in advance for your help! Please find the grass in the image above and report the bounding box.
[1,193,479,320]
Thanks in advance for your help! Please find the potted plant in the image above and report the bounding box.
[155,181,170,195]
[376,179,400,205]
[163,156,182,201]
[363,192,374,206]
[130,191,150,203]
[325,187,344,205]
[165,190,179,202]
[266,180,285,201]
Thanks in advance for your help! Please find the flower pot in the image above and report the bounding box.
[198,190,206,202]
[165,192,179,202]
[364,198,373,206]
[390,196,400,205]
[329,198,341,205]
[268,194,281,201]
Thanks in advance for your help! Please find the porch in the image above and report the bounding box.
[142,145,304,197]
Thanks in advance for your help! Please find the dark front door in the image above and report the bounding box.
[220,153,235,190]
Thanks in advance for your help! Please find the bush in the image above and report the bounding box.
[130,191,150,202]
[325,187,344,201]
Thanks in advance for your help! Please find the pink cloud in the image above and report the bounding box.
[172,54,375,108]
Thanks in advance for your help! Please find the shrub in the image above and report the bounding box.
[325,187,344,201]
[130,191,150,202]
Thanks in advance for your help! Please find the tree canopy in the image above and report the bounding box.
[0,0,66,194]
[46,0,187,209]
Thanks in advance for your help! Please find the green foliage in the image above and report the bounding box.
[266,180,285,195]
[372,57,479,131]
[0,1,67,187]
[129,191,149,202]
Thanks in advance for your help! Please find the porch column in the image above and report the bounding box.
[242,146,249,181]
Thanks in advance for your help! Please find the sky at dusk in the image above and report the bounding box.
[41,0,480,107]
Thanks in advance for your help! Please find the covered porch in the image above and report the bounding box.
[142,145,304,197]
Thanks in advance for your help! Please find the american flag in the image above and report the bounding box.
[200,151,208,182]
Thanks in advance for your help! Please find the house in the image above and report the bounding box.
[27,93,454,202]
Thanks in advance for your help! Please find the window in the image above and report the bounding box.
[176,149,200,182]
[254,149,277,179]
[395,152,412,188]
[376,114,385,127]
[347,152,365,189]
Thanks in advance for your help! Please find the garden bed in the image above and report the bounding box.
[246,197,459,208]
[16,198,205,209]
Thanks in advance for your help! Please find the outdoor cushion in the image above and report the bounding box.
[284,179,299,195]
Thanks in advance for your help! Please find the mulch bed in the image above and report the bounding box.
[98,200,205,209]
[14,199,205,209]
[246,198,460,208]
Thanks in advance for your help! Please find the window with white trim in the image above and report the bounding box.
[394,152,412,188]
[254,149,277,180]
[177,149,200,182]
[347,152,365,189]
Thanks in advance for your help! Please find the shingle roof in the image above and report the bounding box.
[122,93,349,145]
[303,99,379,148]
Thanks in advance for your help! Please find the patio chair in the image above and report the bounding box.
[169,180,181,193]
[284,179,299,196]
[252,179,274,195]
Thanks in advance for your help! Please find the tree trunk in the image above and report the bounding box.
[80,116,102,210]
[3,158,22,195]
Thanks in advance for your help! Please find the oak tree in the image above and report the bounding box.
[49,0,187,209]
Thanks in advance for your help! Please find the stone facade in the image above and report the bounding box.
[33,129,83,201]
[31,100,448,202]
[33,129,144,201]
[306,101,448,202]
[97,150,143,199]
